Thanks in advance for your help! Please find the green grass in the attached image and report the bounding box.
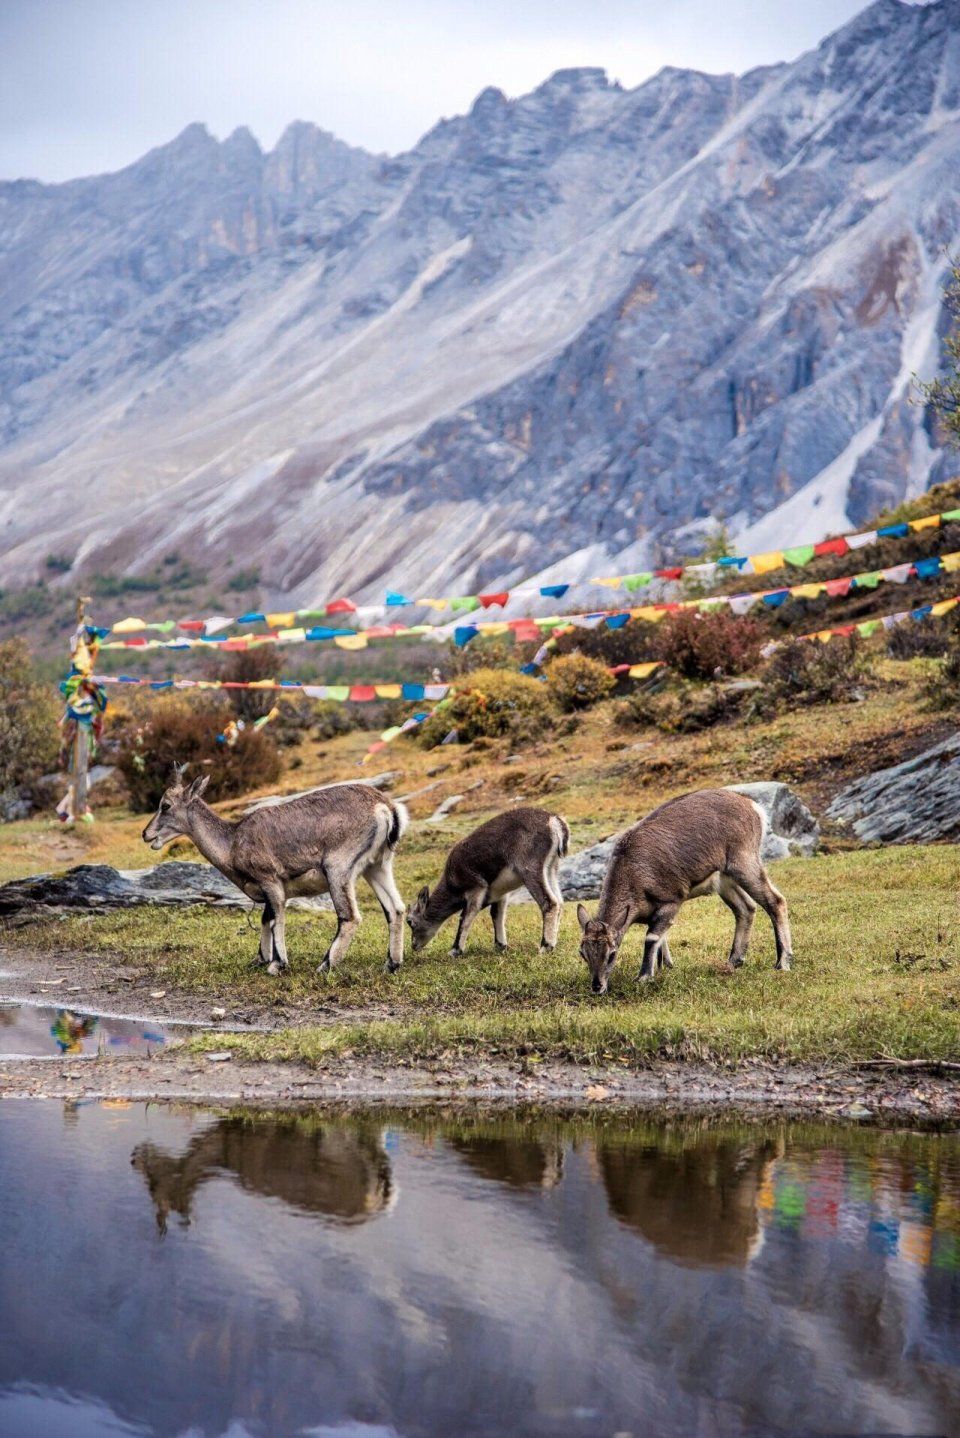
[8,844,960,1068]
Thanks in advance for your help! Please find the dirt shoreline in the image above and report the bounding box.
[3,944,960,1122]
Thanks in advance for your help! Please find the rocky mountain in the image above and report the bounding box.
[1,0,959,609]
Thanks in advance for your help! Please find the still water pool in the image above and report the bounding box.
[1,1102,958,1438]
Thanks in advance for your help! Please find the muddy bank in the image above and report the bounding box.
[2,1046,959,1124]
[3,943,959,1122]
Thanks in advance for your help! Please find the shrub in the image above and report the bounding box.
[116,696,282,812]
[227,567,261,592]
[552,621,658,668]
[416,667,554,748]
[212,647,282,722]
[0,639,60,793]
[446,635,519,676]
[753,635,867,715]
[313,700,358,740]
[651,609,765,680]
[924,637,960,710]
[887,620,951,660]
[544,652,615,711]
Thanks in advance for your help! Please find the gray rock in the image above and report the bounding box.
[824,732,960,844]
[0,861,331,916]
[726,783,820,861]
[555,783,818,902]
[3,0,958,601]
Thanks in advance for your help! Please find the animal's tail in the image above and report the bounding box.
[388,801,410,848]
[551,814,570,858]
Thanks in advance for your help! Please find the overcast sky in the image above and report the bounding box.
[2,0,880,182]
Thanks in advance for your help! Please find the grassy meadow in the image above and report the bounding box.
[3,651,960,1072]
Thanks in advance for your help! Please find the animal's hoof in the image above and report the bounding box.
[449,947,463,958]
[635,970,656,984]
[729,955,745,970]
[538,943,554,954]
[495,941,509,954]
[266,960,285,977]
[317,958,331,975]
[775,955,793,972]
[385,958,402,974]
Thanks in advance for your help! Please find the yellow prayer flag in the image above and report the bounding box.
[112,617,148,634]
[419,599,448,611]
[941,552,960,573]
[334,633,368,650]
[479,621,509,635]
[791,583,823,599]
[909,514,941,531]
[627,662,661,679]
[750,551,786,575]
[932,598,958,617]
[630,606,668,623]
[249,679,276,688]
[375,685,402,699]
[266,611,296,628]
[590,577,623,588]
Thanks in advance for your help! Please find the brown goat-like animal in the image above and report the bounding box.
[578,788,793,994]
[408,807,569,956]
[142,766,408,974]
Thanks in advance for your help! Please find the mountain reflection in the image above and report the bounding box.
[131,1113,393,1233]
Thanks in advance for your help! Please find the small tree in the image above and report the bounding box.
[917,258,960,446]
[0,639,60,794]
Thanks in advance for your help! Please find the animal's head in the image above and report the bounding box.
[406,885,440,952]
[577,903,622,995]
[142,764,210,851]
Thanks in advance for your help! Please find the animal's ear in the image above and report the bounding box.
[417,885,430,907]
[187,774,210,801]
[577,903,590,932]
[171,761,187,785]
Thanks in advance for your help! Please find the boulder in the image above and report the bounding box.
[824,732,960,844]
[555,783,819,902]
[726,783,820,862]
[0,861,331,916]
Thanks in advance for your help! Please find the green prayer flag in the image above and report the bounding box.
[857,620,880,637]
[783,545,815,567]
[327,686,350,702]
[450,596,480,613]
[621,572,653,592]
[942,509,960,522]
[856,571,881,589]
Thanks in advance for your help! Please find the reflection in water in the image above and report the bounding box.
[2,1103,960,1438]
[0,1002,169,1058]
[132,1113,394,1233]
[49,1009,98,1054]
[598,1130,777,1267]
[447,1131,564,1189]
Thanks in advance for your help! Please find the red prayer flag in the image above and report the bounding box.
[509,619,540,642]
[349,685,377,702]
[177,620,205,632]
[825,577,853,598]
[478,591,509,609]
[655,567,684,581]
[222,639,249,651]
[326,598,357,614]
[814,538,849,558]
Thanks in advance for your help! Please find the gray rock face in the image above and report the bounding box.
[1,2,959,598]
[825,732,960,843]
[0,861,331,915]
[556,783,818,901]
